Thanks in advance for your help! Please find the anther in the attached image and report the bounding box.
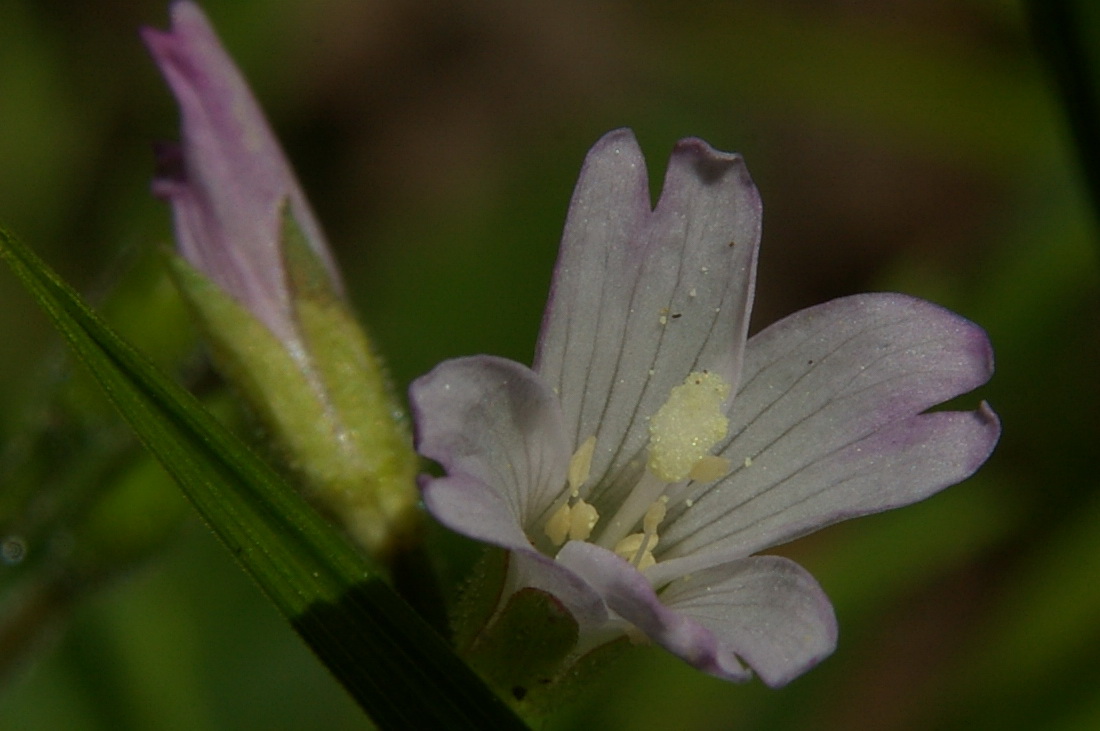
[689,454,731,482]
[545,503,572,546]
[568,436,597,493]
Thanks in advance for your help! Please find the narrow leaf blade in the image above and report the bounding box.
[0,228,526,730]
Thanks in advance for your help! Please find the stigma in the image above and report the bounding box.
[647,371,731,483]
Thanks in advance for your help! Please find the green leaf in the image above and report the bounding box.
[0,227,527,730]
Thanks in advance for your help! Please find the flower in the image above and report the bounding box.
[410,129,1000,686]
[143,0,342,345]
[143,1,419,560]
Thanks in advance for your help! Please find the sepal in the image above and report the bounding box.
[464,586,580,711]
[167,210,419,561]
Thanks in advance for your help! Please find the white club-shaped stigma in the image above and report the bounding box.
[647,371,731,483]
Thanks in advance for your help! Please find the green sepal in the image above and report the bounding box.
[522,635,632,715]
[279,203,342,304]
[465,586,580,710]
[281,209,420,558]
[452,547,510,653]
[165,208,419,561]
[455,550,635,717]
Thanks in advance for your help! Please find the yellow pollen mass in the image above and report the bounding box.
[690,454,731,483]
[614,533,657,569]
[546,437,602,547]
[545,502,572,546]
[544,497,600,546]
[647,371,731,482]
[568,436,597,493]
[568,498,599,541]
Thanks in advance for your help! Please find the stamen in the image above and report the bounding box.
[545,502,572,546]
[636,496,667,567]
[568,499,599,541]
[611,496,667,569]
[565,436,599,542]
[642,496,668,534]
[594,468,667,550]
[568,435,597,494]
[614,533,644,558]
[544,439,601,548]
[689,454,731,483]
[613,533,657,570]
[543,498,601,546]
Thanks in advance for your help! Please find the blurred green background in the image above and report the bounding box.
[1,0,1097,729]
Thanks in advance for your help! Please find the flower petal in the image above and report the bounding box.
[507,551,610,632]
[410,356,571,550]
[657,556,837,687]
[535,130,761,510]
[143,1,341,342]
[656,294,1000,578]
[557,543,835,686]
[556,541,747,682]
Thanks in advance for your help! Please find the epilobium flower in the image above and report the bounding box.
[411,129,1000,687]
[144,1,418,560]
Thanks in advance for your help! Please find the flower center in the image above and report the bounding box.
[543,372,732,570]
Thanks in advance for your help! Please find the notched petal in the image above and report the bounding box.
[536,130,764,510]
[143,0,341,341]
[659,294,1001,570]
[533,129,651,455]
[410,356,571,547]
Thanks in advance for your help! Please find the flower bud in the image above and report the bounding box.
[144,1,418,560]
